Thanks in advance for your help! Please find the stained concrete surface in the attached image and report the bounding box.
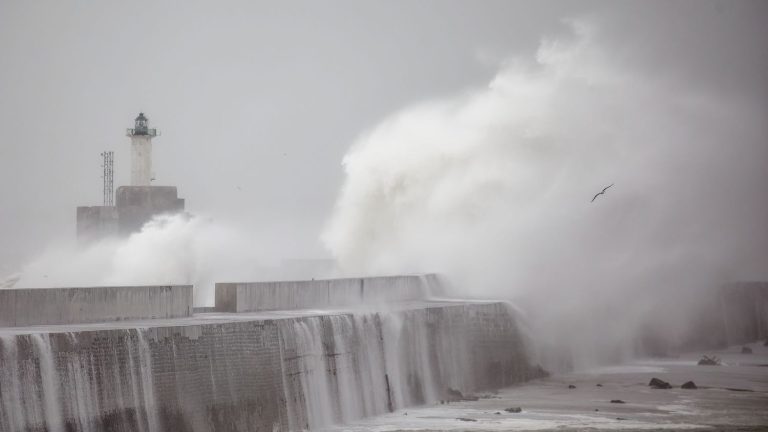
[328,342,768,431]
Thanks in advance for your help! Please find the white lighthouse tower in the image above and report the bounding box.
[126,112,158,186]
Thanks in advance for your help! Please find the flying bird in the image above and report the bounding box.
[591,183,614,202]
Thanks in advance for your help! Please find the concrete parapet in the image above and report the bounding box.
[215,274,438,312]
[0,285,193,327]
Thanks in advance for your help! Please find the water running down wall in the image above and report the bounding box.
[0,302,538,431]
[0,330,159,432]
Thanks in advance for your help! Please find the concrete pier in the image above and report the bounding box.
[0,275,539,431]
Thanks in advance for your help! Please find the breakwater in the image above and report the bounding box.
[0,276,538,431]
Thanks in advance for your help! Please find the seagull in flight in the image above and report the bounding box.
[591,183,614,202]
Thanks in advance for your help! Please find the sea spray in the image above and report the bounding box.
[323,20,768,369]
[13,214,272,307]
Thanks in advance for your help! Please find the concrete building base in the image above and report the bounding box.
[76,186,185,242]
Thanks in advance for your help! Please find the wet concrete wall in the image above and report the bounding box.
[0,301,538,432]
[0,285,193,327]
[215,274,439,312]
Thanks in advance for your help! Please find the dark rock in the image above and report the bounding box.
[697,355,721,366]
[446,387,478,401]
[681,381,697,389]
[741,346,753,354]
[568,384,576,389]
[649,377,672,389]
[495,412,501,415]
[456,418,477,422]
[594,409,599,412]
[528,364,550,379]
[447,388,464,401]
[616,417,627,421]
[504,407,522,413]
[610,399,626,404]
[596,383,603,387]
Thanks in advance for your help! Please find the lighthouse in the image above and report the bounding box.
[77,112,183,241]
[126,112,158,186]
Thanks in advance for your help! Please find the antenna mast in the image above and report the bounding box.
[101,151,114,206]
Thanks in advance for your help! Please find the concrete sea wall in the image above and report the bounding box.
[0,285,193,327]
[215,274,439,312]
[0,301,536,432]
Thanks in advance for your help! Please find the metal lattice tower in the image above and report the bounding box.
[101,151,114,206]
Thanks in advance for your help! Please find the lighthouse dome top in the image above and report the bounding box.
[127,112,159,137]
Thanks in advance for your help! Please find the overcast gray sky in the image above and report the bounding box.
[1,0,766,274]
